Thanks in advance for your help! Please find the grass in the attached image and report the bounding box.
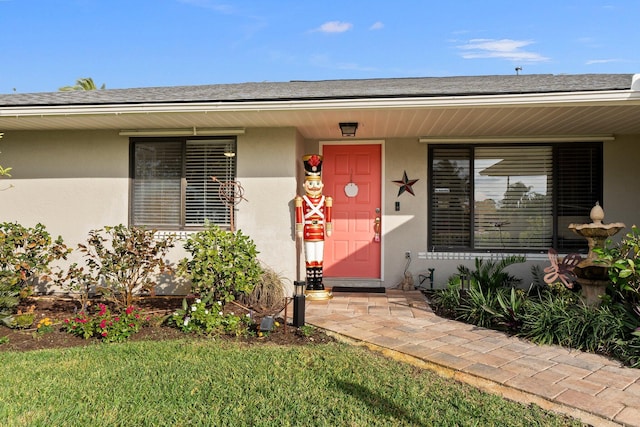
[0,340,583,426]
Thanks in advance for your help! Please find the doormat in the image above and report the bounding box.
[331,286,386,293]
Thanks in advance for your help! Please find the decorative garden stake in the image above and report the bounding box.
[212,176,247,232]
[295,154,333,300]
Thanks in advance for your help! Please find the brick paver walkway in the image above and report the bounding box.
[305,289,640,426]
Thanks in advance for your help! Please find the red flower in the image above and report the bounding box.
[101,332,108,337]
[64,319,69,324]
[98,304,107,316]
[114,317,120,322]
[100,319,107,329]
[126,306,134,315]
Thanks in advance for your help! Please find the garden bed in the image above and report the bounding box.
[0,296,333,352]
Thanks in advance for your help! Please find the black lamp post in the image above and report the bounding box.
[293,280,306,327]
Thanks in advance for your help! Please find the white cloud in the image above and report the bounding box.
[315,21,353,33]
[369,22,384,30]
[457,38,549,63]
[586,59,620,65]
[178,0,233,13]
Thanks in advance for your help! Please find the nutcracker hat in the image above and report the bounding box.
[303,154,323,180]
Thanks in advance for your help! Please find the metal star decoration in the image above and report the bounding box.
[393,171,419,196]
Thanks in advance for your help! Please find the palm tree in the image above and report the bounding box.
[59,77,105,91]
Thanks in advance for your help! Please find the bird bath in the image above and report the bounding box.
[568,202,625,306]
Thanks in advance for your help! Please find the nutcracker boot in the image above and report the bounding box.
[314,266,324,290]
[305,265,315,290]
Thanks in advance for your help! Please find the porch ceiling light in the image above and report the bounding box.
[339,122,358,137]
[224,143,236,157]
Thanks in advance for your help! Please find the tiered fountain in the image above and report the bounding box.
[568,202,625,306]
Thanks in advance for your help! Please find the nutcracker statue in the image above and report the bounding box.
[295,154,333,299]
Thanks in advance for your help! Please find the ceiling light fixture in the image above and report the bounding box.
[339,122,358,137]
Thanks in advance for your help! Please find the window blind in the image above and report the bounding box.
[131,138,236,229]
[556,143,603,252]
[431,148,471,249]
[132,142,182,226]
[185,139,235,227]
[474,146,553,250]
[429,142,602,252]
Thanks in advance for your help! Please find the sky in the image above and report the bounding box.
[1,0,639,94]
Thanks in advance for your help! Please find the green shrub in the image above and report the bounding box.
[494,287,527,332]
[430,280,463,318]
[519,286,580,346]
[0,222,70,318]
[64,225,175,310]
[64,303,148,342]
[457,283,501,328]
[457,255,526,290]
[167,296,253,337]
[596,225,640,306]
[180,224,262,303]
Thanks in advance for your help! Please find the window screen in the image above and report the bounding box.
[131,137,236,229]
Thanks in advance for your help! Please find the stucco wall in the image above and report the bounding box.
[314,135,640,290]
[0,130,129,243]
[2,129,637,294]
[382,138,429,287]
[603,135,640,232]
[1,128,301,296]
[236,127,300,296]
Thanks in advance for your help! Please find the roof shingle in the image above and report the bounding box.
[0,74,634,107]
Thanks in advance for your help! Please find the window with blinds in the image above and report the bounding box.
[131,137,236,229]
[474,146,553,250]
[429,142,602,252]
[430,148,471,249]
[556,143,603,252]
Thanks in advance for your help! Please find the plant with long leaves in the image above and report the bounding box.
[457,255,526,291]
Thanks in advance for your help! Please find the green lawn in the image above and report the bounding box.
[0,340,583,426]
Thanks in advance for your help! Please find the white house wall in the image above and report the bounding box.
[2,128,639,294]
[1,129,129,243]
[304,135,640,290]
[235,127,300,297]
[1,128,301,296]
[603,135,640,229]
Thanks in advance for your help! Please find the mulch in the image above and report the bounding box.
[1,296,334,352]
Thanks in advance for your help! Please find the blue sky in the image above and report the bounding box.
[1,0,639,94]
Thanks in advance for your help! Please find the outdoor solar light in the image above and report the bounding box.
[339,122,358,137]
[259,315,275,332]
[293,280,306,327]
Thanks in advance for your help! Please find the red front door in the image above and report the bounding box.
[322,144,381,279]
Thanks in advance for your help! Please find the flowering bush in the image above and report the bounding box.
[64,303,148,343]
[36,317,54,335]
[167,297,253,337]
